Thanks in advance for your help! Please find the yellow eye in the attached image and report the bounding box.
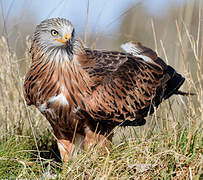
[51,29,58,36]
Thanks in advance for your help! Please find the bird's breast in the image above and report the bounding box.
[24,55,92,131]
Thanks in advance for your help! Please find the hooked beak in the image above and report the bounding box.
[55,33,70,45]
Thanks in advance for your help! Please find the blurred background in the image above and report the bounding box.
[1,0,202,60]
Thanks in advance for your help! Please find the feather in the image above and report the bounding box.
[120,41,157,63]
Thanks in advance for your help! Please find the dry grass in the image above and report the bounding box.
[0,2,203,179]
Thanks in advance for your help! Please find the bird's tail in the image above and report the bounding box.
[174,90,196,96]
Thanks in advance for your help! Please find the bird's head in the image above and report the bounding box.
[33,18,78,59]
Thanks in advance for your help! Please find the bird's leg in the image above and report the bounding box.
[84,127,113,153]
[56,133,75,163]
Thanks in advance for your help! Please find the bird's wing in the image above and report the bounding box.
[76,42,170,124]
[76,48,129,88]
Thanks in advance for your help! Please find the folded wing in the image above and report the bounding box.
[76,42,185,126]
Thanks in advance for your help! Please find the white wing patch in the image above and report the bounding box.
[133,54,153,63]
[48,93,69,106]
[120,42,142,54]
[121,42,153,63]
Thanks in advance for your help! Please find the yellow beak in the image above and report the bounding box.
[55,33,70,45]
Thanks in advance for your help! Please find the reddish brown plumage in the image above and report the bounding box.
[23,18,190,162]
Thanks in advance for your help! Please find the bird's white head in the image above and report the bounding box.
[33,18,77,60]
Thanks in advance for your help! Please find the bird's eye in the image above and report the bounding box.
[51,29,58,36]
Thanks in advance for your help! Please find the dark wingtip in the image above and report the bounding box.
[164,75,185,99]
[163,65,186,100]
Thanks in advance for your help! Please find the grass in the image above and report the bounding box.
[63,126,202,179]
[0,2,203,179]
[0,133,61,178]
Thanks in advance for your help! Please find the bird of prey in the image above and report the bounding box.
[23,18,192,162]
